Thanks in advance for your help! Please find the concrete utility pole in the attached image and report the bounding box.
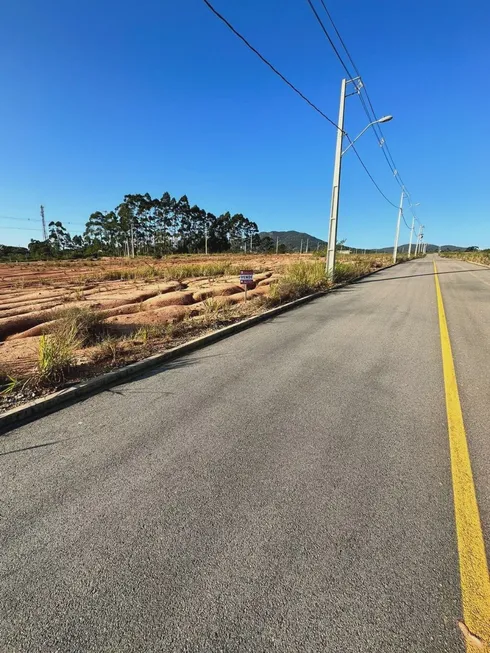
[40,205,47,241]
[276,237,279,254]
[325,78,394,279]
[408,214,415,257]
[326,78,347,279]
[305,238,309,254]
[393,190,404,263]
[204,225,208,255]
[300,239,303,254]
[415,225,423,256]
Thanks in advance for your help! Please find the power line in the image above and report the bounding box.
[347,139,399,209]
[312,0,413,196]
[202,0,340,129]
[204,0,402,212]
[0,215,86,227]
[401,212,412,231]
[305,0,351,78]
[0,226,43,232]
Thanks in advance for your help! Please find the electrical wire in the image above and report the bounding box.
[305,0,351,78]
[312,0,413,196]
[202,0,340,129]
[0,226,43,232]
[0,215,86,228]
[204,0,404,213]
[347,139,399,209]
[401,213,412,230]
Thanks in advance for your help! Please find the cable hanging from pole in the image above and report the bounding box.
[204,0,403,213]
[306,0,415,200]
[202,0,340,129]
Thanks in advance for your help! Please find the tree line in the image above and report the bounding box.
[22,191,281,259]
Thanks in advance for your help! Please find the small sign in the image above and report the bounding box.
[240,270,254,285]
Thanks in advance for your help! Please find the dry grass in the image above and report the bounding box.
[37,327,79,383]
[92,336,121,364]
[267,260,328,305]
[53,307,105,346]
[440,251,490,266]
[90,261,245,283]
[1,252,407,409]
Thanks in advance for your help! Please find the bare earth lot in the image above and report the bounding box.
[0,253,392,411]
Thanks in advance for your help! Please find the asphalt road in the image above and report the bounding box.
[1,255,489,652]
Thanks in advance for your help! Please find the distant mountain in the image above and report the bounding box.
[375,244,466,254]
[259,231,326,252]
[258,233,467,254]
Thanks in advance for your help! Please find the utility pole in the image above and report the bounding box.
[204,224,208,255]
[305,238,309,254]
[276,237,279,254]
[415,225,422,256]
[300,239,303,254]
[40,205,47,241]
[408,214,415,258]
[250,232,253,253]
[393,190,404,263]
[326,78,347,280]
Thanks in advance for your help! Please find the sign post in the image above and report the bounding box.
[239,269,254,301]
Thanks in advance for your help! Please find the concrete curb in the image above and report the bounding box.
[0,260,405,433]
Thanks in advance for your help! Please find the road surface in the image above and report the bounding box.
[1,255,489,652]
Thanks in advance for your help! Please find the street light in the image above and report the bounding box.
[325,77,393,279]
[341,116,393,157]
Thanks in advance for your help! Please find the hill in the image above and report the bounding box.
[376,244,466,254]
[259,231,326,252]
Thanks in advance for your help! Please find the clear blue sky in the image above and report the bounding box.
[1,0,489,249]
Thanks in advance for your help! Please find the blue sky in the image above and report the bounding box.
[1,0,489,248]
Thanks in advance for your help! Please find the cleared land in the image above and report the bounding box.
[0,253,394,410]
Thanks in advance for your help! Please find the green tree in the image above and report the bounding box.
[48,221,72,253]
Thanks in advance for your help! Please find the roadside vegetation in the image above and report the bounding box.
[440,250,490,266]
[0,253,410,411]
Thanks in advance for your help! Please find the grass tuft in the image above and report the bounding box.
[38,327,80,383]
[53,307,105,347]
[267,260,328,304]
[0,372,20,396]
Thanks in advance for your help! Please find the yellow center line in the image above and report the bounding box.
[434,260,490,651]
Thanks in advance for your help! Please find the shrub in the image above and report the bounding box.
[93,336,120,363]
[38,326,80,383]
[267,260,328,304]
[54,307,105,346]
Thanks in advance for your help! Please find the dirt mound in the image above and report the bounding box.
[141,291,195,309]
[192,284,244,302]
[105,305,196,335]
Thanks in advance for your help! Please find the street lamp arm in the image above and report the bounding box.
[341,123,374,156]
[341,115,393,157]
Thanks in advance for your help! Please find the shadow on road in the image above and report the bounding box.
[108,354,216,392]
[0,438,69,457]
